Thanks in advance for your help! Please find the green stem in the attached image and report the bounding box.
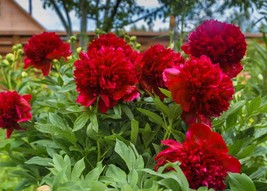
[97,140,101,162]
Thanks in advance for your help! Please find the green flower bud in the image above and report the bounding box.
[2,60,9,66]
[21,71,28,77]
[17,49,23,55]
[16,43,23,49]
[70,35,77,41]
[76,47,82,53]
[136,43,141,49]
[6,53,14,62]
[130,36,136,42]
[0,55,2,61]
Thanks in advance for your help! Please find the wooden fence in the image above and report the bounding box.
[0,31,263,56]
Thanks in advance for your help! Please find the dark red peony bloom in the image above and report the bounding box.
[74,47,140,113]
[0,91,32,138]
[87,33,141,65]
[155,123,241,190]
[24,32,71,76]
[137,44,184,99]
[182,20,247,78]
[163,55,234,125]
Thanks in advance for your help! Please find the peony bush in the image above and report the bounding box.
[0,20,266,191]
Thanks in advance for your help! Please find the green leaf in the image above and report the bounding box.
[197,187,215,191]
[84,162,104,183]
[142,162,190,191]
[228,173,256,191]
[159,88,172,98]
[128,169,138,188]
[73,112,90,132]
[131,119,139,144]
[170,103,182,119]
[66,105,84,113]
[222,101,245,118]
[49,113,67,130]
[247,96,261,115]
[114,139,144,171]
[154,96,171,117]
[137,108,164,126]
[89,112,98,132]
[71,158,85,181]
[121,104,134,120]
[105,164,128,186]
[58,80,76,93]
[25,156,52,166]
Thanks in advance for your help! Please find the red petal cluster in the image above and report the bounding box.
[24,32,72,76]
[137,44,184,99]
[87,33,140,64]
[163,55,234,125]
[182,20,246,78]
[0,91,32,138]
[155,123,241,190]
[74,34,140,112]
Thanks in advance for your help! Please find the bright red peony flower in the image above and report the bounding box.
[24,32,72,76]
[74,47,140,113]
[163,55,234,125]
[137,44,184,99]
[182,20,247,78]
[0,91,32,138]
[155,123,241,190]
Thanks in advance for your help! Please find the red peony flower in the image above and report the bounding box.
[163,55,234,125]
[87,33,141,65]
[24,32,72,76]
[155,123,241,190]
[0,91,32,138]
[88,33,132,52]
[137,44,184,99]
[182,20,247,78]
[74,47,140,113]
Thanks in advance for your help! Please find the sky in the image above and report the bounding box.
[15,0,169,32]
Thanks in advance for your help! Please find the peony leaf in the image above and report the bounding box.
[114,139,144,171]
[130,119,139,144]
[71,158,85,181]
[73,112,90,132]
[137,108,164,126]
[228,172,256,191]
[49,113,68,130]
[25,156,52,167]
[154,96,171,118]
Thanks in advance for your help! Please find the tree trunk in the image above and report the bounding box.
[79,0,88,50]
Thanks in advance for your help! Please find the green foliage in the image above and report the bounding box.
[1,34,266,191]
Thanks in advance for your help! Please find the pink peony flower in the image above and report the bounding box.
[155,123,241,190]
[182,20,247,78]
[0,91,32,138]
[137,44,184,99]
[163,55,234,125]
[74,47,140,113]
[24,32,71,76]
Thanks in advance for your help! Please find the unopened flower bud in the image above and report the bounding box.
[16,43,23,49]
[21,71,28,77]
[2,60,9,66]
[70,35,77,41]
[76,47,82,53]
[6,53,14,62]
[130,36,136,42]
[136,43,141,49]
[17,49,23,55]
